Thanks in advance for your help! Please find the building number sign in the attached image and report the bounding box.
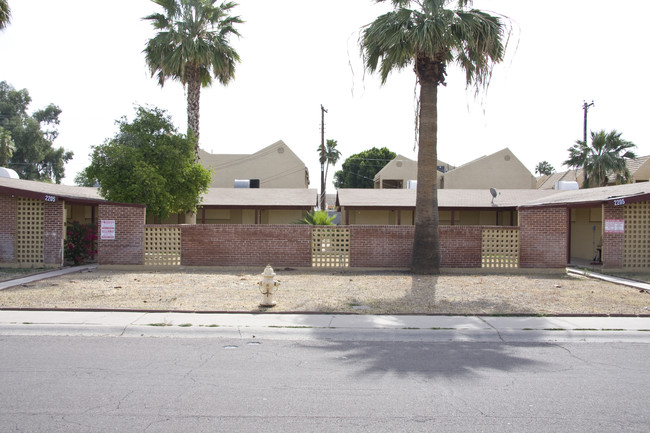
[44,195,56,203]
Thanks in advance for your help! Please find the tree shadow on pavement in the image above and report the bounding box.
[294,275,552,378]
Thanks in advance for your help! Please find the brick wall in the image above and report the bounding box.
[440,226,484,268]
[43,200,64,265]
[97,204,146,265]
[180,225,312,267]
[348,225,484,268]
[0,193,16,264]
[519,207,568,268]
[602,204,624,268]
[349,225,414,267]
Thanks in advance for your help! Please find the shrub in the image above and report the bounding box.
[65,221,97,265]
[296,210,336,225]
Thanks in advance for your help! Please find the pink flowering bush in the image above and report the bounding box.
[65,222,97,265]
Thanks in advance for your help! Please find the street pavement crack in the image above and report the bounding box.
[477,317,504,342]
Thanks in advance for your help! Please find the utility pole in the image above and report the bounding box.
[582,100,594,144]
[320,104,328,210]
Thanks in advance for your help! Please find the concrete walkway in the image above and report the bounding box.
[0,264,97,291]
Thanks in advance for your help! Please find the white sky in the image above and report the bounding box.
[1,0,649,190]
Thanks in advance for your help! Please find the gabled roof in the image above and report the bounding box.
[0,177,106,203]
[200,188,317,208]
[197,140,309,187]
[521,182,650,208]
[626,155,650,175]
[336,188,560,209]
[537,169,584,189]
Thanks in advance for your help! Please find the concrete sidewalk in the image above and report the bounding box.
[1,310,649,343]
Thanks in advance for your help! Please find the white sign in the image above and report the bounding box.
[101,220,115,240]
[604,219,624,233]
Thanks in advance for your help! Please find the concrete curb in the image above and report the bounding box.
[1,311,649,342]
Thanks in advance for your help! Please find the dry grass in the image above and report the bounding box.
[0,267,649,315]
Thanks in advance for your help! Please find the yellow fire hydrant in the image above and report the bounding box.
[257,265,280,307]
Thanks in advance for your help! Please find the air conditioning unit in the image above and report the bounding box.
[234,179,261,188]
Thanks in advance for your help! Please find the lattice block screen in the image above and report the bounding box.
[623,202,650,268]
[312,227,350,267]
[144,226,181,266]
[16,197,44,265]
[482,228,519,268]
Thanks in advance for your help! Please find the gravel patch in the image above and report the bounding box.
[1,267,649,315]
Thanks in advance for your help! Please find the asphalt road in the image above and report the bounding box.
[1,335,649,432]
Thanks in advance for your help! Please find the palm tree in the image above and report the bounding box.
[143,0,242,151]
[318,139,342,209]
[535,160,555,176]
[564,130,637,188]
[0,0,10,30]
[361,0,509,274]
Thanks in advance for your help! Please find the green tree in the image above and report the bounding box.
[0,0,10,30]
[0,126,15,165]
[564,129,637,188]
[535,161,555,176]
[361,0,509,274]
[0,81,73,183]
[78,106,212,219]
[318,139,342,208]
[333,147,396,189]
[143,0,242,149]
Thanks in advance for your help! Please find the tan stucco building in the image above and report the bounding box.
[373,148,536,190]
[537,155,650,190]
[198,140,309,188]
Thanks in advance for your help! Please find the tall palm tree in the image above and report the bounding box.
[564,130,637,188]
[143,0,242,151]
[318,139,342,209]
[361,0,509,274]
[0,0,10,30]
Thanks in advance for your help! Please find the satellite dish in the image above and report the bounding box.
[490,187,497,205]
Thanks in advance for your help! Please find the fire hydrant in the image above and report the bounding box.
[257,265,280,307]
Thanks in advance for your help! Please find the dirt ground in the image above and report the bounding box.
[1,267,649,315]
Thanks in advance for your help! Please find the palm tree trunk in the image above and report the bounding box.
[411,76,441,274]
[186,66,201,153]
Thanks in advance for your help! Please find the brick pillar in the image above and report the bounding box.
[519,206,569,268]
[43,200,65,265]
[602,204,624,269]
[0,193,16,264]
[97,204,146,265]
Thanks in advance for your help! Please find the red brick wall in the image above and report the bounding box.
[0,193,16,264]
[349,225,414,267]
[519,207,569,268]
[348,225,484,268]
[97,204,146,265]
[602,204,624,268]
[43,201,64,265]
[181,225,312,267]
[440,226,484,268]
